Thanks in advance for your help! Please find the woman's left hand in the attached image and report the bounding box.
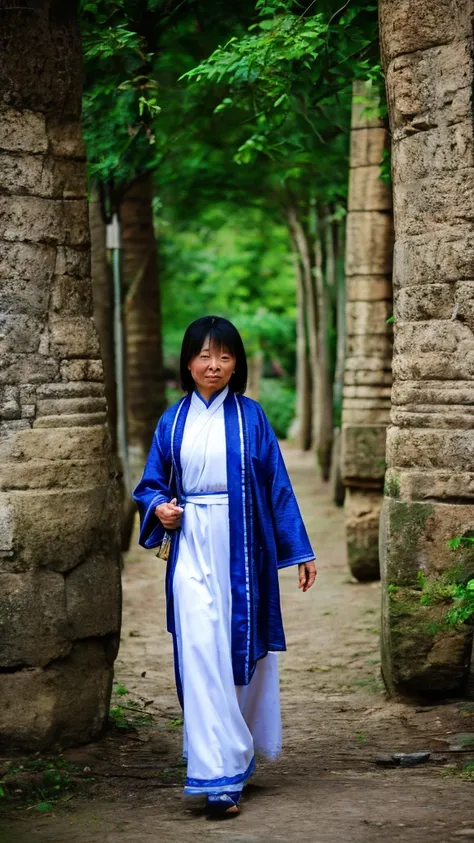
[298,561,317,592]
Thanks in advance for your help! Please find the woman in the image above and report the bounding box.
[133,316,316,817]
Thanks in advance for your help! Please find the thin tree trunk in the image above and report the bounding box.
[0,0,121,751]
[89,184,117,451]
[246,349,264,401]
[121,173,166,490]
[313,208,334,481]
[287,204,319,455]
[292,254,312,450]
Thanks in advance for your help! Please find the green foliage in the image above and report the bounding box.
[259,378,295,438]
[0,757,81,809]
[182,0,380,169]
[416,569,474,628]
[160,203,297,378]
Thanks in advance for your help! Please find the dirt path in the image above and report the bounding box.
[3,445,474,843]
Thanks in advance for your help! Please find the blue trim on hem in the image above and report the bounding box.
[184,756,255,791]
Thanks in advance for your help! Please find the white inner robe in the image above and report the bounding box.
[173,385,282,795]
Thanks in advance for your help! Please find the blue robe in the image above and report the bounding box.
[133,389,314,696]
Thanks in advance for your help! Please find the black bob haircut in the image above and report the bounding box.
[180,316,247,395]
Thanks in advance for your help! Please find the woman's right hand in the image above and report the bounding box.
[155,498,183,530]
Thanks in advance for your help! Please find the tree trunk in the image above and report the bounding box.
[290,254,312,450]
[121,174,166,490]
[330,219,346,506]
[89,186,135,551]
[287,205,321,460]
[312,234,333,480]
[379,0,474,698]
[341,80,394,582]
[89,184,117,451]
[0,0,121,750]
[246,349,264,402]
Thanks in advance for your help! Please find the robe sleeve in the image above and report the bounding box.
[132,417,172,549]
[264,419,315,569]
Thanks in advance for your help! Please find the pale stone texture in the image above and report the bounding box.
[341,81,394,582]
[0,3,121,749]
[379,0,474,698]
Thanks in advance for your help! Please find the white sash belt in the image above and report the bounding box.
[184,493,229,506]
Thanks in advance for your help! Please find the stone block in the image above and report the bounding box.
[346,300,393,336]
[381,498,474,585]
[60,359,104,382]
[379,497,474,697]
[0,242,55,316]
[0,354,59,385]
[393,321,474,380]
[387,427,474,472]
[0,153,86,199]
[46,117,86,159]
[346,333,393,358]
[344,488,382,581]
[0,314,44,354]
[0,640,114,751]
[55,246,90,280]
[392,122,474,183]
[3,485,118,573]
[0,108,47,153]
[343,396,392,411]
[344,370,392,387]
[0,425,108,464]
[392,407,474,430]
[33,412,107,429]
[0,570,70,667]
[385,41,472,135]
[0,196,89,246]
[0,386,21,420]
[393,170,474,238]
[342,407,391,426]
[380,0,471,61]
[65,553,122,640]
[395,284,454,321]
[50,275,93,317]
[342,425,388,482]
[49,316,100,359]
[37,396,106,417]
[343,385,392,400]
[389,468,474,502]
[350,127,388,168]
[345,354,393,373]
[0,458,111,493]
[348,165,392,212]
[393,232,474,287]
[346,276,392,302]
[346,212,394,276]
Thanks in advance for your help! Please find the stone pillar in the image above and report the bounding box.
[0,2,122,748]
[379,0,474,696]
[341,81,394,581]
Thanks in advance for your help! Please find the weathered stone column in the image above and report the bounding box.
[0,1,122,748]
[342,81,394,581]
[379,0,474,696]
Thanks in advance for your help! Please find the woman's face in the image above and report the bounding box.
[188,337,236,396]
